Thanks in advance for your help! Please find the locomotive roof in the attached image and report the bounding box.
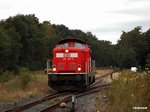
[57,38,89,45]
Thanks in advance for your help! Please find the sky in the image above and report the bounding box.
[0,0,150,44]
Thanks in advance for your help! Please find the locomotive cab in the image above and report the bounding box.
[47,38,95,91]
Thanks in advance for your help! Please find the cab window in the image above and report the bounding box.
[75,42,85,49]
[58,42,68,48]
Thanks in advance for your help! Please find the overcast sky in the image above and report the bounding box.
[0,0,150,44]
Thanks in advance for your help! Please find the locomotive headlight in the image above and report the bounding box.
[53,68,56,71]
[78,67,81,71]
[65,49,69,53]
[78,65,81,71]
[53,65,56,71]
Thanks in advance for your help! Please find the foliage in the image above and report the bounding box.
[0,70,50,103]
[19,68,32,89]
[95,71,150,112]
[0,14,150,72]
[117,27,150,69]
[0,28,21,72]
[106,71,150,112]
[0,14,45,70]
[145,54,150,68]
[0,71,13,82]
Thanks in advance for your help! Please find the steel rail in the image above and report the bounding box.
[3,70,118,112]
[3,92,70,112]
[40,83,111,112]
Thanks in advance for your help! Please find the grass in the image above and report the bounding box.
[0,69,53,103]
[96,70,150,112]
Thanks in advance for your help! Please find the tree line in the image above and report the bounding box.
[0,14,149,73]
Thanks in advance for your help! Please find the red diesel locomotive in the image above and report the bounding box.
[47,38,95,90]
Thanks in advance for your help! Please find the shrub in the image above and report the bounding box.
[0,71,12,82]
[19,68,33,89]
[143,72,150,106]
[106,71,150,112]
[95,71,150,112]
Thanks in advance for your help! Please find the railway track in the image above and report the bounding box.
[2,70,117,112]
[96,70,118,80]
[40,71,116,112]
[40,83,111,112]
[3,92,70,112]
[91,70,116,87]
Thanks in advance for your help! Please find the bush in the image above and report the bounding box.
[106,71,150,112]
[19,68,33,89]
[95,70,150,112]
[143,72,150,105]
[0,71,12,82]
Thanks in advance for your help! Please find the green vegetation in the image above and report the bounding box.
[0,14,149,109]
[0,14,149,73]
[116,27,150,69]
[0,70,50,103]
[0,71,13,82]
[96,71,150,112]
[19,68,33,89]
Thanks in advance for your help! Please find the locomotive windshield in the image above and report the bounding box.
[58,42,68,48]
[58,41,85,49]
[75,42,85,49]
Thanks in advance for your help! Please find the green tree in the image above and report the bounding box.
[116,27,148,68]
[0,28,21,72]
[41,21,62,59]
[145,54,150,68]
[3,14,45,70]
